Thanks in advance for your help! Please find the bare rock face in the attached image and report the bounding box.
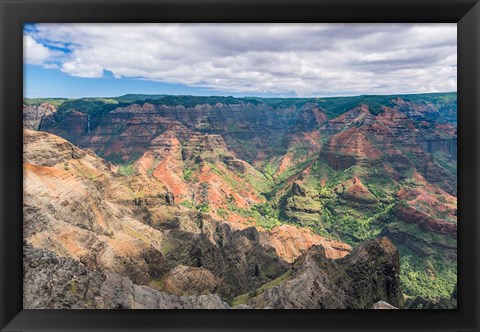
[246,248,351,309]
[246,237,403,309]
[159,224,289,298]
[97,273,229,309]
[24,244,106,309]
[160,265,222,296]
[23,103,56,130]
[373,301,398,309]
[334,237,403,308]
[337,176,378,204]
[23,129,169,288]
[260,224,351,263]
[23,129,92,167]
[295,104,328,131]
[394,205,457,238]
[327,127,381,170]
[24,245,229,309]
[328,104,376,130]
[38,101,295,163]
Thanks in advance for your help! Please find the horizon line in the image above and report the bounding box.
[24,90,457,101]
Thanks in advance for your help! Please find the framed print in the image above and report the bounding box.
[1,0,479,331]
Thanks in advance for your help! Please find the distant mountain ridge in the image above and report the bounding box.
[25,91,456,120]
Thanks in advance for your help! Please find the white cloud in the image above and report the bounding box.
[61,61,104,78]
[24,23,457,96]
[24,35,52,65]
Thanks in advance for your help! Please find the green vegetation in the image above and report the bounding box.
[183,168,194,181]
[113,94,167,103]
[69,280,78,294]
[387,221,457,254]
[231,269,292,307]
[400,251,457,299]
[24,98,70,107]
[29,91,456,125]
[315,92,456,118]
[262,162,278,181]
[384,220,457,299]
[117,163,137,176]
[221,202,282,229]
[432,151,457,177]
[136,95,262,108]
[150,277,166,290]
[319,204,388,245]
[252,203,283,229]
[146,159,161,177]
[227,202,261,219]
[197,203,210,213]
[179,200,195,209]
[55,98,122,121]
[216,208,229,219]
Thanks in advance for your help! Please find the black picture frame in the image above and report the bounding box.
[1,0,479,331]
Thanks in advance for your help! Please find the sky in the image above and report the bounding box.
[24,23,457,98]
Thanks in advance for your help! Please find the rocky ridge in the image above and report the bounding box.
[236,237,403,309]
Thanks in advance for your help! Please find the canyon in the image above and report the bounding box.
[23,92,457,308]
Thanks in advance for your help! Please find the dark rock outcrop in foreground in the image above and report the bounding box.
[24,245,229,309]
[24,237,403,310]
[243,237,403,309]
